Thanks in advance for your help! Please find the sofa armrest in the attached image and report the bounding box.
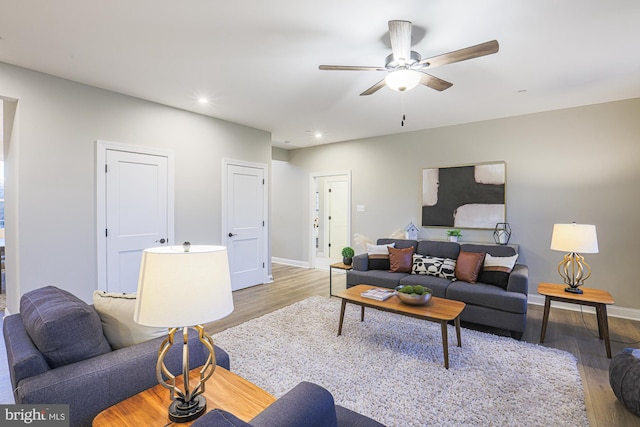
[14,329,229,427]
[3,314,50,394]
[250,381,338,427]
[352,253,369,271]
[507,264,528,295]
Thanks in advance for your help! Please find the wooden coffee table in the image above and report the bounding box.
[93,366,276,426]
[336,284,466,369]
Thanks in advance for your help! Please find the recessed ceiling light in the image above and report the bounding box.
[198,98,209,104]
[517,89,528,94]
[314,132,323,139]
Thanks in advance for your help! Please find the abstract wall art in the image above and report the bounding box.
[422,162,506,229]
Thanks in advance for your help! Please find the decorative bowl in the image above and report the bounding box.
[395,286,433,306]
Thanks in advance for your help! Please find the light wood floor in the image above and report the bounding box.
[2,264,639,426]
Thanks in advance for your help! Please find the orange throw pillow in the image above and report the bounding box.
[389,246,414,273]
[455,251,486,283]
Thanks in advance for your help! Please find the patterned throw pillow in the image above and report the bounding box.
[477,253,519,288]
[412,255,457,280]
[366,242,396,270]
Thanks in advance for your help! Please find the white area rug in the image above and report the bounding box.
[212,296,588,427]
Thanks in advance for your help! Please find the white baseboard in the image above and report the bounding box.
[528,294,640,321]
[271,257,311,269]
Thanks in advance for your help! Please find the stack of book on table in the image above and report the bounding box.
[360,288,396,301]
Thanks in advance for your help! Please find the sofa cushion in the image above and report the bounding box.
[455,251,486,283]
[389,246,414,273]
[20,286,112,368]
[478,253,519,289]
[347,269,408,289]
[412,255,456,280]
[416,240,461,260]
[446,281,528,314]
[366,242,395,270]
[93,291,166,350]
[399,274,451,298]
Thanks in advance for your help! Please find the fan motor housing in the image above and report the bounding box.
[385,51,424,70]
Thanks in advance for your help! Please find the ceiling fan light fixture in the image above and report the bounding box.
[385,69,421,92]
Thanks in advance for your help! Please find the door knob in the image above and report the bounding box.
[228,233,237,237]
[156,238,167,244]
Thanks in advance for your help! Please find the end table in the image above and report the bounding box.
[329,262,352,296]
[538,282,615,358]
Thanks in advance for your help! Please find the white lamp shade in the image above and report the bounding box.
[385,69,421,92]
[134,245,234,327]
[550,223,599,253]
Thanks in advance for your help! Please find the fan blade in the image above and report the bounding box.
[319,65,386,71]
[418,40,499,69]
[360,79,386,96]
[419,72,453,91]
[389,20,412,63]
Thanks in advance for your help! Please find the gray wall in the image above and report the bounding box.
[1,62,271,313]
[272,98,640,312]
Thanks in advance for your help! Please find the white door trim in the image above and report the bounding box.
[95,140,175,291]
[309,171,352,269]
[222,158,270,284]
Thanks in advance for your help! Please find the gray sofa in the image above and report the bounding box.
[191,381,385,427]
[3,286,230,427]
[346,238,529,339]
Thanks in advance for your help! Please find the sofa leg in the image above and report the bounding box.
[510,331,523,340]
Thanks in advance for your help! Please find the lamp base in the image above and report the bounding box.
[564,286,584,294]
[168,395,207,423]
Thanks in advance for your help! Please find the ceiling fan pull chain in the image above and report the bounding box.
[401,93,406,126]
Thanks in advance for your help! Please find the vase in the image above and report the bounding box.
[448,236,458,242]
[343,257,352,265]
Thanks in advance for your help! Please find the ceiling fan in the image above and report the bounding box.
[319,20,499,96]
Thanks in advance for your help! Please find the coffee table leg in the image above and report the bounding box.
[455,316,462,347]
[361,306,365,322]
[338,299,347,336]
[441,321,449,369]
[540,296,551,343]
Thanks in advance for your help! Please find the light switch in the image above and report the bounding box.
[357,205,365,212]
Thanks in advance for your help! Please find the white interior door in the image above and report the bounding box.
[225,162,266,290]
[104,149,171,293]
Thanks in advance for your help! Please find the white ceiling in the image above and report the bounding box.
[1,1,639,149]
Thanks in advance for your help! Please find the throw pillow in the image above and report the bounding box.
[366,242,395,270]
[93,291,166,350]
[478,253,519,289]
[20,286,112,368]
[389,246,414,273]
[455,251,486,283]
[412,255,457,280]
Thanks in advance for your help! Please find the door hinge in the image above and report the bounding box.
[105,164,108,173]
[262,179,265,185]
[328,215,331,220]
[262,220,265,226]
[262,262,265,268]
[105,228,108,237]
[328,188,332,192]
[328,243,331,247]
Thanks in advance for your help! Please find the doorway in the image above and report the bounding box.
[310,172,351,270]
[96,140,175,293]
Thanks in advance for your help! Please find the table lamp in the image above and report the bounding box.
[550,223,599,294]
[134,244,234,423]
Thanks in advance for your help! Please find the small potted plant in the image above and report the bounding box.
[446,229,462,242]
[341,246,355,265]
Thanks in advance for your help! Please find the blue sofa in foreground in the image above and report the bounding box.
[192,381,385,427]
[3,286,230,427]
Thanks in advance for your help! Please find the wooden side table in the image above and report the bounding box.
[93,366,276,426]
[538,282,615,358]
[329,262,352,296]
